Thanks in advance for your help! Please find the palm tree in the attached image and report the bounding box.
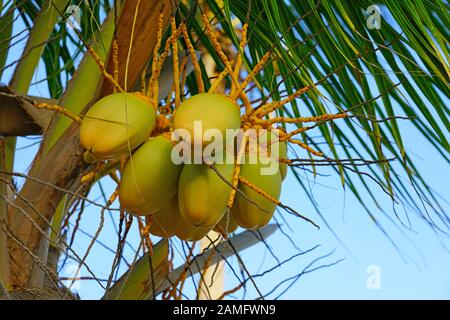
[0,0,448,299]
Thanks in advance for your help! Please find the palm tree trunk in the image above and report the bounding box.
[5,0,174,290]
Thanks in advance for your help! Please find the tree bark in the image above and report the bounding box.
[5,0,174,290]
[99,0,173,96]
[7,123,87,289]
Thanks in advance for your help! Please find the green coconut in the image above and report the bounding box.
[80,92,156,160]
[251,128,288,181]
[213,211,238,234]
[150,194,210,241]
[266,129,288,181]
[174,217,211,242]
[178,156,234,228]
[232,155,282,229]
[149,197,177,238]
[278,139,288,181]
[172,93,241,147]
[119,135,182,216]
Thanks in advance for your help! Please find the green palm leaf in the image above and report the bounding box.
[195,0,450,234]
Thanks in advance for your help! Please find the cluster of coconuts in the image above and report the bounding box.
[79,92,287,241]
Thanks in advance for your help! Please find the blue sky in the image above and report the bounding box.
[2,4,450,300]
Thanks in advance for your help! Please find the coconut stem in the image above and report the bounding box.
[181,23,204,93]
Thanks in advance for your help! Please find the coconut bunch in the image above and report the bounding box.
[79,91,288,241]
[73,8,328,242]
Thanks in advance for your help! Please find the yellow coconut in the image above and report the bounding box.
[173,218,211,242]
[278,139,288,181]
[149,198,177,238]
[150,194,210,241]
[213,211,238,234]
[80,92,156,161]
[119,135,182,216]
[178,156,234,228]
[271,128,288,181]
[232,156,282,229]
[267,130,288,181]
[253,128,288,181]
[172,93,241,147]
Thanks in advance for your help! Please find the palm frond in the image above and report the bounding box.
[187,0,450,235]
